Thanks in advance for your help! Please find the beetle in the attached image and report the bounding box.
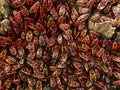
[36,80,42,90]
[52,45,60,60]
[68,80,80,88]
[52,69,62,77]
[21,68,31,75]
[29,1,40,14]
[26,42,35,53]
[12,0,25,8]
[13,10,23,24]
[5,55,17,64]
[27,78,36,90]
[9,46,17,56]
[0,49,7,60]
[36,47,43,58]
[97,0,109,11]
[89,69,96,83]
[77,13,90,24]
[73,61,83,71]
[27,52,35,61]
[9,16,19,35]
[20,5,29,17]
[26,30,33,42]
[50,7,58,19]
[3,78,12,90]
[59,4,65,16]
[17,46,25,59]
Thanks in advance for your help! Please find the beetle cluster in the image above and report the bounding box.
[0,0,120,90]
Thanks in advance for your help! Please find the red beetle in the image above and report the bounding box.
[9,16,19,35]
[12,0,25,8]
[0,50,7,60]
[13,10,23,24]
[26,30,33,42]
[9,46,17,56]
[20,5,29,17]
[3,78,12,90]
[29,1,40,14]
[97,0,109,11]
[5,56,17,65]
[36,80,42,90]
[39,6,47,24]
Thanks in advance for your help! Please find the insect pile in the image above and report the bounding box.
[0,0,120,90]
